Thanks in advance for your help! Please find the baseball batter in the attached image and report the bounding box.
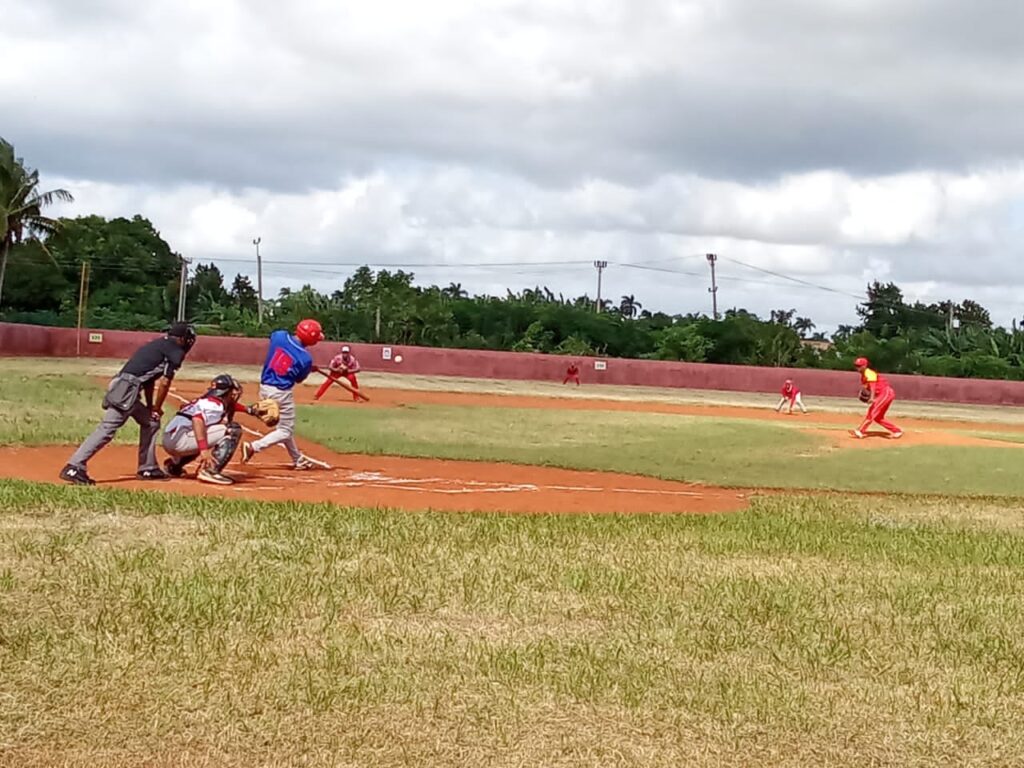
[852,357,903,439]
[241,319,323,468]
[162,374,251,485]
[776,379,808,414]
[314,344,362,402]
[60,322,197,486]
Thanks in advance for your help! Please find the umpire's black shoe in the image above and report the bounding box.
[60,464,95,486]
[137,468,170,481]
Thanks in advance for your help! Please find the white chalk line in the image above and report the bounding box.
[240,469,710,498]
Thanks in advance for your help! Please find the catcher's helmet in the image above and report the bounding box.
[295,319,324,347]
[207,374,242,401]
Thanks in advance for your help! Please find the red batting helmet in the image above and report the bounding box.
[854,357,869,368]
[295,319,324,347]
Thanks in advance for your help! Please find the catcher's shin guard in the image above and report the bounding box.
[211,423,242,473]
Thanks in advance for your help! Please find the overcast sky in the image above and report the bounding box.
[5,0,1024,330]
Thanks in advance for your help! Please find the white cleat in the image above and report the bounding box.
[850,429,866,439]
[198,468,234,486]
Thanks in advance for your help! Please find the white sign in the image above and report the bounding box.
[381,347,393,360]
[88,333,103,344]
[594,360,607,371]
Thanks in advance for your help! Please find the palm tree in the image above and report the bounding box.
[619,294,642,318]
[0,139,74,306]
[442,282,468,300]
[793,316,816,338]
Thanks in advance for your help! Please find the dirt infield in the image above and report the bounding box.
[0,446,750,515]
[8,382,1018,515]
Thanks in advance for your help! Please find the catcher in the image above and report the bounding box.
[851,357,903,439]
[162,375,281,485]
[314,344,364,402]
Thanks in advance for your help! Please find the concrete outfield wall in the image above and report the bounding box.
[3,322,1024,406]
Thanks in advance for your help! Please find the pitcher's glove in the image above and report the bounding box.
[249,399,281,427]
[858,388,872,404]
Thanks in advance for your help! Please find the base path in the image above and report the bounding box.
[0,446,750,515]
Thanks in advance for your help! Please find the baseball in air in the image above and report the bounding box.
[395,354,403,363]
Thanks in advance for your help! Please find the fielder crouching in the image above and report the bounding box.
[162,374,253,485]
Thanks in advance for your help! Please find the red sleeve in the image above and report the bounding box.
[233,403,248,413]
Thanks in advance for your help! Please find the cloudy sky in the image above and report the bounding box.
[5,0,1024,330]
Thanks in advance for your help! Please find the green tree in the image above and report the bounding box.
[230,274,259,313]
[619,294,642,318]
[0,138,74,307]
[654,324,712,362]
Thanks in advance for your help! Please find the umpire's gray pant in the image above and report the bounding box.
[67,401,161,472]
[249,384,302,463]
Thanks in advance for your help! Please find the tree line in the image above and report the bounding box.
[3,137,1023,380]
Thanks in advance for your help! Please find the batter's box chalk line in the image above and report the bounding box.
[242,468,716,498]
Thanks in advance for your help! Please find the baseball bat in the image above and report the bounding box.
[315,368,371,401]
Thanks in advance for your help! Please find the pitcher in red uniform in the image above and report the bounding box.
[775,379,807,414]
[851,357,903,439]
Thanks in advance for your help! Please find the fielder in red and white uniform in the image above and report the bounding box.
[563,362,581,386]
[314,345,362,402]
[776,379,807,414]
[852,357,903,439]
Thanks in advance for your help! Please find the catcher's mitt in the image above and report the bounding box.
[250,399,281,427]
[858,388,872,404]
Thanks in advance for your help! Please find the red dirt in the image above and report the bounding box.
[0,445,750,515]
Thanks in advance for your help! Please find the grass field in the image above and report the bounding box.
[4,481,1024,767]
[4,360,1024,766]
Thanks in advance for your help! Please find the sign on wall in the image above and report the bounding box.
[88,333,103,344]
[381,347,392,360]
[594,360,607,371]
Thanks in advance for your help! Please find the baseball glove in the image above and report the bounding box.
[858,388,872,404]
[250,399,281,427]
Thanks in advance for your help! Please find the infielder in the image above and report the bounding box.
[241,319,323,469]
[776,379,807,414]
[852,357,903,439]
[162,374,255,485]
[314,344,362,402]
[60,322,197,486]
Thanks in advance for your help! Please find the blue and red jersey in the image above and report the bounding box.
[261,330,314,390]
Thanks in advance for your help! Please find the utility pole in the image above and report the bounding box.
[706,253,719,320]
[176,257,190,322]
[593,260,608,313]
[76,261,90,357]
[253,237,264,324]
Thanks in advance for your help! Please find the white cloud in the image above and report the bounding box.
[6,0,1024,330]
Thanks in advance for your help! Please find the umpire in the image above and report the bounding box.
[60,322,197,486]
